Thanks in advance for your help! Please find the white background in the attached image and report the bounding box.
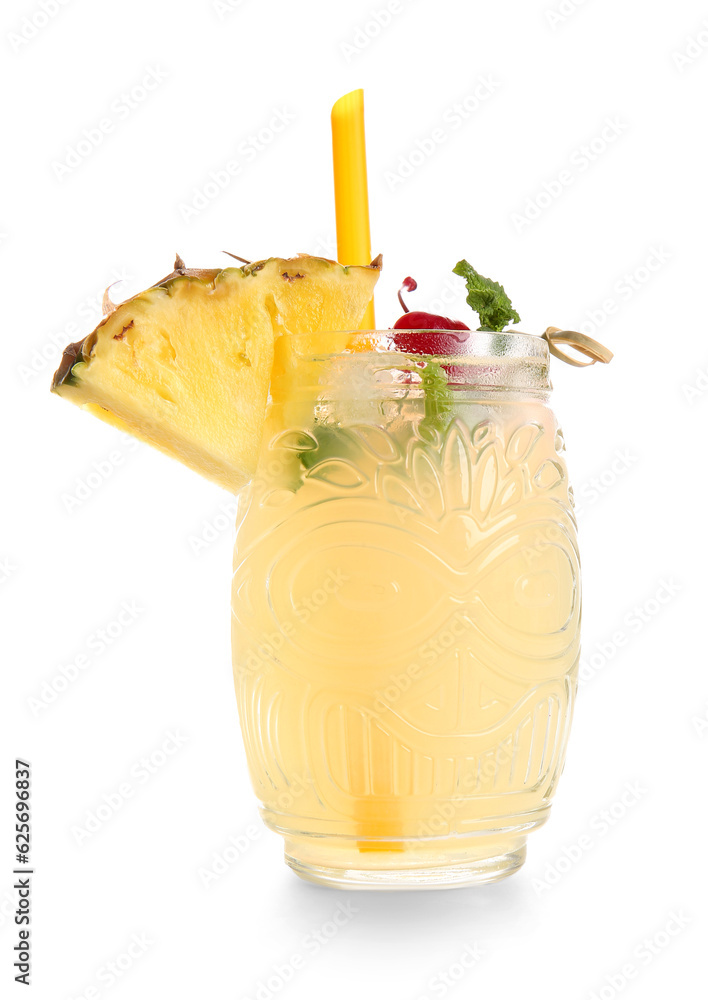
[3,0,707,997]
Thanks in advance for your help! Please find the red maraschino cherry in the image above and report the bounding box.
[393,277,470,331]
[392,277,470,354]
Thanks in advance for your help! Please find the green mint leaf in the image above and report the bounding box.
[299,425,343,470]
[420,360,453,433]
[453,259,520,332]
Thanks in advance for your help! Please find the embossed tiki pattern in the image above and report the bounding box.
[232,408,580,842]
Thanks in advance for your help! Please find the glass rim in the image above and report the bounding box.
[273,329,551,394]
[276,329,549,361]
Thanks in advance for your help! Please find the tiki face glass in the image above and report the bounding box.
[231,331,579,889]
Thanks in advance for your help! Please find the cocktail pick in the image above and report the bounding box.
[542,327,614,367]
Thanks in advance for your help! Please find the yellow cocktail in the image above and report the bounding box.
[231,330,580,887]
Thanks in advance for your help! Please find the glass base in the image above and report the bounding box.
[273,809,547,890]
[286,844,526,889]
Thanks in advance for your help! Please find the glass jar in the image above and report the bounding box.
[231,330,580,888]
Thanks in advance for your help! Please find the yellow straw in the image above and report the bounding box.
[331,92,404,855]
[331,89,376,329]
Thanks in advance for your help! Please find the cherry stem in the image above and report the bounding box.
[398,276,417,313]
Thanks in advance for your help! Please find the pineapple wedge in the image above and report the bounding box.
[52,254,381,492]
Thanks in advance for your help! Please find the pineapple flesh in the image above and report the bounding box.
[52,254,381,492]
